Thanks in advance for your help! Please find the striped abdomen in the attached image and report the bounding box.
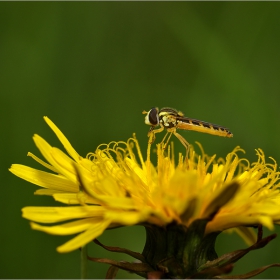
[176,118,233,138]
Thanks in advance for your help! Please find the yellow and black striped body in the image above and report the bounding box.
[157,107,233,138]
[143,107,233,152]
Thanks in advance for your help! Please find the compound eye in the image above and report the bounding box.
[148,107,159,125]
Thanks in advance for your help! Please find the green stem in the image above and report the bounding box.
[81,245,88,279]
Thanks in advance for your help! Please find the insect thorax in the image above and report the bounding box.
[159,114,178,128]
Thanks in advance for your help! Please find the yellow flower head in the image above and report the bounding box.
[9,117,280,253]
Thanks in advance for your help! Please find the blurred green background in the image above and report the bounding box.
[2,2,280,278]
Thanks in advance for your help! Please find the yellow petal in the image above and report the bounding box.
[105,209,150,225]
[233,226,257,246]
[32,134,55,167]
[50,147,79,183]
[43,116,80,162]
[27,152,58,173]
[206,213,274,233]
[9,164,78,192]
[35,189,64,195]
[22,206,105,223]
[30,217,102,235]
[53,193,100,205]
[33,135,78,184]
[57,219,111,253]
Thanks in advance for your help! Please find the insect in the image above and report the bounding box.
[142,107,233,153]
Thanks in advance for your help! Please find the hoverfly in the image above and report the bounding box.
[142,107,233,153]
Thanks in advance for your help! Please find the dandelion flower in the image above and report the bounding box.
[9,117,280,278]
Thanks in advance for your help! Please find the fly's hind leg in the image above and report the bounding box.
[173,131,190,157]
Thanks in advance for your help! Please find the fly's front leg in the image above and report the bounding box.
[147,123,164,145]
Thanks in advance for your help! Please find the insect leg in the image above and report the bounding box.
[161,130,174,150]
[161,130,171,143]
[173,131,190,157]
[147,123,164,144]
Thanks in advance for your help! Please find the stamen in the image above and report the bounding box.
[126,134,145,170]
[146,133,154,186]
[171,141,175,165]
[86,152,96,161]
[205,154,217,174]
[96,143,110,151]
